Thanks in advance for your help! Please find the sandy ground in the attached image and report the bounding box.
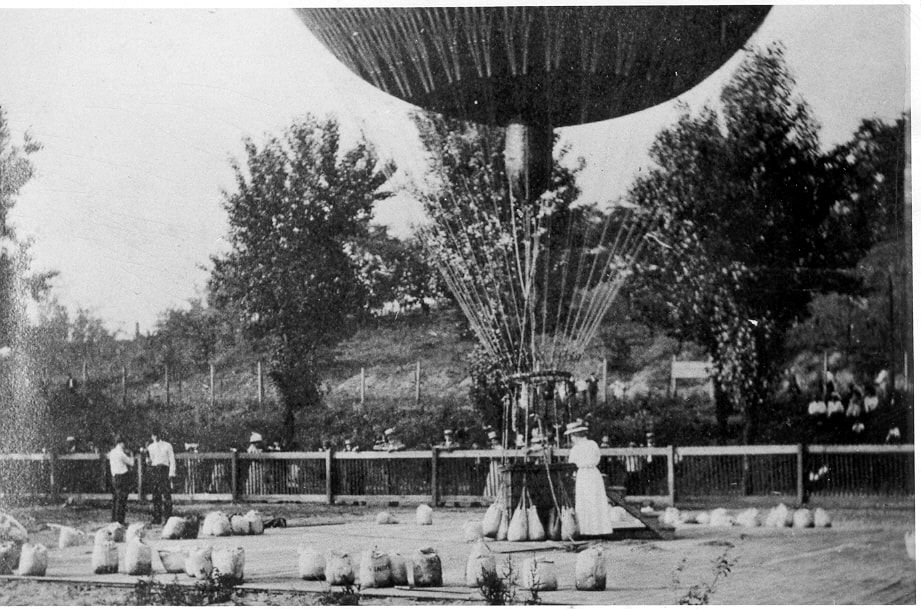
[0,501,915,605]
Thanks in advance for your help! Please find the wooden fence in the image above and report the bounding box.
[0,445,912,507]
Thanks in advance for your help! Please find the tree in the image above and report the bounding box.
[346,224,447,316]
[0,107,56,450]
[209,115,392,442]
[628,45,864,444]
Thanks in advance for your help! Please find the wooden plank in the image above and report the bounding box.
[333,494,430,504]
[239,452,327,460]
[606,490,672,540]
[808,444,914,454]
[241,494,327,503]
[327,451,433,460]
[677,445,799,456]
[171,493,233,502]
[0,454,50,461]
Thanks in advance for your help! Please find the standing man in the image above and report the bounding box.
[146,430,176,525]
[107,435,134,525]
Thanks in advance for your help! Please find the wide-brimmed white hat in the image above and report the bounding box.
[249,432,263,444]
[384,427,396,436]
[563,421,589,435]
[443,429,454,436]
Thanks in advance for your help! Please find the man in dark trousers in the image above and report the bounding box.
[107,435,134,525]
[146,430,176,525]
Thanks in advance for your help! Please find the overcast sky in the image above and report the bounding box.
[0,5,910,335]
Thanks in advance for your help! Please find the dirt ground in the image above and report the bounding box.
[0,500,915,605]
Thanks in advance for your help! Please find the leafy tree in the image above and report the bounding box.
[0,108,56,450]
[346,224,446,316]
[209,115,392,442]
[628,45,865,444]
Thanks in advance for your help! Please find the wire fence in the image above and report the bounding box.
[0,444,912,507]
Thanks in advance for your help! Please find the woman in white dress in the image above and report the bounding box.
[565,421,613,536]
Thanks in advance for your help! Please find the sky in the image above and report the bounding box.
[0,5,911,335]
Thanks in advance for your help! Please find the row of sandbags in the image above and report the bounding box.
[374,504,434,526]
[465,541,607,592]
[159,545,246,582]
[298,546,442,588]
[659,505,833,528]
[480,495,579,543]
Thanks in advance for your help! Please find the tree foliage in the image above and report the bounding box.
[209,115,392,440]
[628,45,868,442]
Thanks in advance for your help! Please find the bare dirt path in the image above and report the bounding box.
[0,501,914,605]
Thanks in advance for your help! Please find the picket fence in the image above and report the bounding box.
[0,444,912,507]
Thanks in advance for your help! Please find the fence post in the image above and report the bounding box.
[48,451,59,502]
[796,443,807,506]
[230,451,239,502]
[415,361,421,404]
[326,448,334,505]
[137,456,145,504]
[431,448,440,506]
[666,446,676,506]
[257,361,264,407]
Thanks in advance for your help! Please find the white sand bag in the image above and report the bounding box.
[792,508,814,529]
[212,547,245,582]
[411,547,443,587]
[695,511,711,525]
[388,553,408,586]
[0,512,28,543]
[126,523,147,542]
[103,522,125,543]
[496,510,509,541]
[463,521,484,543]
[527,506,546,541]
[125,540,153,576]
[561,507,579,540]
[734,508,760,528]
[375,511,397,525]
[416,504,434,526]
[766,504,793,528]
[158,549,187,574]
[325,551,354,586]
[184,546,213,579]
[519,556,558,591]
[202,512,232,537]
[813,507,832,528]
[465,540,496,588]
[0,541,21,575]
[94,528,114,545]
[230,515,249,536]
[358,549,392,588]
[482,502,502,538]
[906,530,915,560]
[659,507,682,527]
[244,510,264,535]
[161,517,185,540]
[298,545,326,580]
[16,543,47,576]
[57,526,88,549]
[574,546,606,591]
[709,508,733,527]
[92,540,119,574]
[507,504,528,542]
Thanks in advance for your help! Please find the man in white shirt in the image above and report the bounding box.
[107,435,134,525]
[146,431,176,524]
